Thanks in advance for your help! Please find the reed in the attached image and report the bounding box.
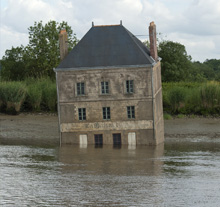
[200,81,220,108]
[26,83,42,111]
[42,83,57,111]
[167,86,187,113]
[0,81,26,114]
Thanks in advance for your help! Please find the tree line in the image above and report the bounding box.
[0,20,220,82]
[0,20,78,80]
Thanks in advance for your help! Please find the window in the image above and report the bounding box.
[126,80,134,93]
[113,133,121,146]
[127,106,135,119]
[78,108,86,120]
[77,82,85,95]
[103,107,110,120]
[94,134,103,146]
[101,81,109,94]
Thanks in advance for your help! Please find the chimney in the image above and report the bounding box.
[59,29,68,61]
[149,21,158,61]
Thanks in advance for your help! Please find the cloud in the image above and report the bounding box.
[1,0,220,62]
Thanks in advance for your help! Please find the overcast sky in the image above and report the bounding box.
[1,0,220,62]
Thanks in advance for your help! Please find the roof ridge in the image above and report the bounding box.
[93,24,121,27]
[122,26,154,64]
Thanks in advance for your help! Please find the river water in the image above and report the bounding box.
[1,138,220,207]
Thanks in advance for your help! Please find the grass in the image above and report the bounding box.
[0,81,27,114]
[163,113,172,120]
[163,81,220,115]
[26,83,42,111]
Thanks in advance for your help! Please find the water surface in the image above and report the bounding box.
[1,138,220,206]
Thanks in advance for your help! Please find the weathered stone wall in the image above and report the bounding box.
[61,129,155,145]
[152,62,164,145]
[57,67,152,103]
[56,65,164,145]
[59,100,153,123]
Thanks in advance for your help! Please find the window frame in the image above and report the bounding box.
[77,82,85,96]
[126,80,134,94]
[102,107,111,120]
[101,81,109,94]
[78,108,86,121]
[127,106,135,119]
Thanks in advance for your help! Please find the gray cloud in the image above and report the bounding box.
[1,0,220,62]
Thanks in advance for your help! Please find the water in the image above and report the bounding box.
[1,138,220,207]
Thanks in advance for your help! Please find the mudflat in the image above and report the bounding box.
[0,113,220,146]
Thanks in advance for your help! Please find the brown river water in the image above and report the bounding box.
[1,115,220,206]
[1,138,220,207]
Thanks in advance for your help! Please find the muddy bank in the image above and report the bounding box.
[0,113,220,146]
[0,113,59,146]
[165,118,220,139]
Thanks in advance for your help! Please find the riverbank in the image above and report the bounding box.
[0,113,220,146]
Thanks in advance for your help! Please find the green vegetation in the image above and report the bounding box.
[0,81,27,114]
[158,41,220,82]
[0,78,57,114]
[1,20,78,80]
[0,80,219,116]
[163,113,172,120]
[163,81,220,116]
[0,21,220,116]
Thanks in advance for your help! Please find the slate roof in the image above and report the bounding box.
[57,24,154,69]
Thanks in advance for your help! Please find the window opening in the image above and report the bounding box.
[103,107,110,120]
[127,106,135,119]
[78,108,86,120]
[101,81,109,94]
[126,80,134,93]
[77,82,85,95]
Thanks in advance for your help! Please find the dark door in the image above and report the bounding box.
[94,134,103,146]
[113,133,121,146]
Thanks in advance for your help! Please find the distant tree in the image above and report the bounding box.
[192,61,216,81]
[158,41,192,82]
[204,59,220,81]
[1,20,78,80]
[25,20,78,78]
[1,46,26,80]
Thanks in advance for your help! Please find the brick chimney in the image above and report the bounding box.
[149,21,158,61]
[59,29,68,61]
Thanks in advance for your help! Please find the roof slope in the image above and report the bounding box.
[57,25,154,69]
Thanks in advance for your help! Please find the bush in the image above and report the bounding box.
[200,82,220,109]
[0,81,26,114]
[25,77,57,112]
[26,83,42,111]
[163,113,172,120]
[167,87,187,113]
[43,83,57,111]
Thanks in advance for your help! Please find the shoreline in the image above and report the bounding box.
[0,113,220,146]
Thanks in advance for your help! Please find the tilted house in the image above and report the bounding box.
[54,21,164,146]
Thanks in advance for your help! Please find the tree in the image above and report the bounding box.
[204,59,220,81]
[1,20,78,80]
[1,46,26,80]
[26,20,78,78]
[158,41,192,82]
[192,61,216,81]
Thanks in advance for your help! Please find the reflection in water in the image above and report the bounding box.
[1,140,220,206]
[59,145,164,176]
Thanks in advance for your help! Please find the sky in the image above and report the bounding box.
[0,0,220,62]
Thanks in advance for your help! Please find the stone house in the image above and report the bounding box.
[54,21,164,146]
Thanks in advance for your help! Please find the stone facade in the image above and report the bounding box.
[55,22,164,146]
[56,63,163,145]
